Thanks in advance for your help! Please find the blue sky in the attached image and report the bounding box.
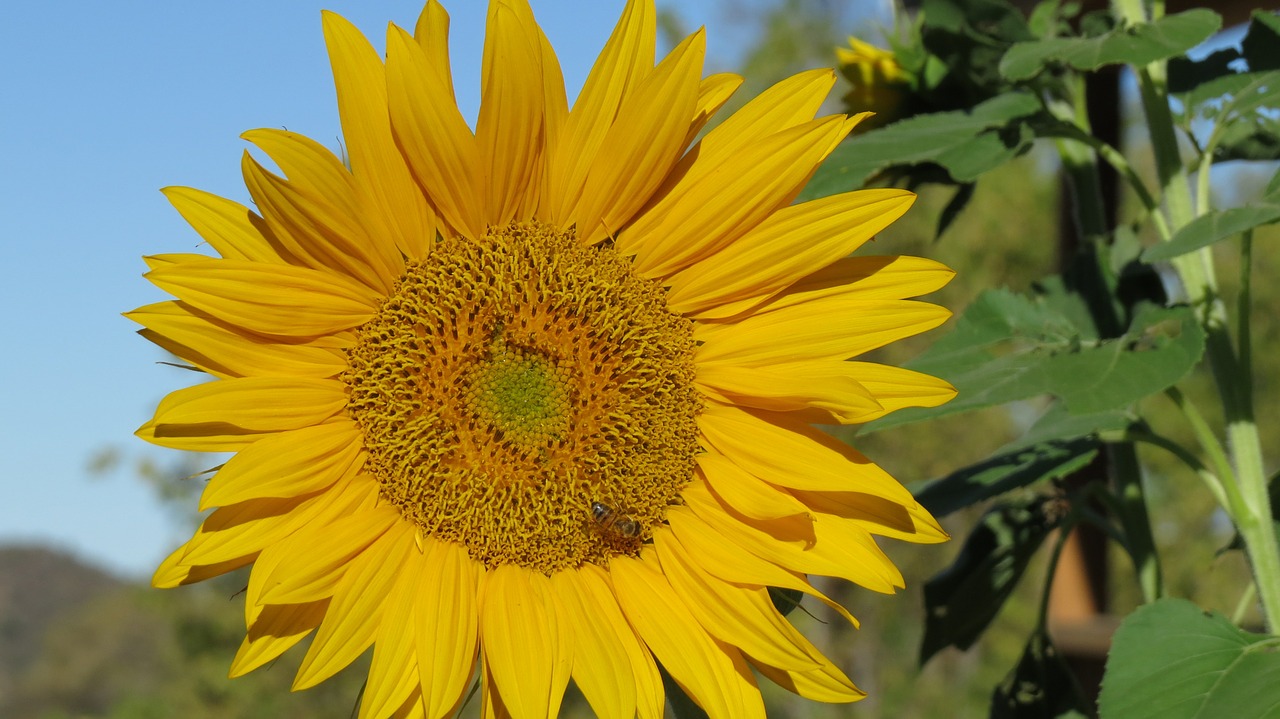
[0,1,892,579]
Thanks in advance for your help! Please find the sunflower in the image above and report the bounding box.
[132,0,955,716]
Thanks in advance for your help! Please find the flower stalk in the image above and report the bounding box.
[1115,0,1280,630]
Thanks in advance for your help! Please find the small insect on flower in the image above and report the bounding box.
[590,501,641,539]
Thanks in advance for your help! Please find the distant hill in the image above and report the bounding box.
[0,544,123,706]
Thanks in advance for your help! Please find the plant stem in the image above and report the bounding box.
[1112,425,1229,515]
[1051,65,1163,601]
[1116,0,1280,627]
[1109,443,1161,602]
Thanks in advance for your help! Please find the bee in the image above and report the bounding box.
[590,501,641,539]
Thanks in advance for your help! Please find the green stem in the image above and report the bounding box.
[1166,387,1237,490]
[1066,129,1170,241]
[1232,583,1258,626]
[1049,67,1161,601]
[1037,517,1077,632]
[1238,231,1254,409]
[1110,425,1229,515]
[1109,443,1161,602]
[1115,0,1280,632]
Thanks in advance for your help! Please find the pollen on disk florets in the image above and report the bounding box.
[343,222,702,573]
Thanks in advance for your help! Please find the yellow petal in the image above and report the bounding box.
[542,0,654,224]
[416,540,482,719]
[550,568,638,719]
[844,361,958,415]
[681,72,742,149]
[698,403,913,502]
[143,252,216,269]
[696,453,810,521]
[696,361,883,425]
[480,659,512,719]
[722,256,957,322]
[683,480,903,593]
[413,0,455,97]
[665,506,858,626]
[752,659,865,704]
[294,522,416,690]
[480,564,572,719]
[242,481,381,628]
[257,505,399,605]
[387,24,484,240]
[229,600,328,677]
[145,258,379,338]
[610,553,765,719]
[128,301,348,380]
[323,10,436,260]
[695,296,949,366]
[242,128,363,219]
[692,68,837,164]
[477,0,544,226]
[793,489,949,544]
[574,30,706,245]
[529,24,568,221]
[653,527,825,672]
[362,547,425,719]
[199,420,364,510]
[182,473,375,567]
[621,116,850,278]
[666,190,916,316]
[161,186,287,263]
[142,376,346,442]
[241,149,397,293]
[153,543,255,589]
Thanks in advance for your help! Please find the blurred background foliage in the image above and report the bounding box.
[5,0,1276,716]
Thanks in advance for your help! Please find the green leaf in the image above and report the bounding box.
[1142,196,1280,262]
[936,182,976,239]
[1242,11,1280,72]
[1000,9,1222,81]
[991,631,1089,719]
[913,403,1131,517]
[1036,304,1206,413]
[917,439,1099,518]
[920,496,1057,664]
[867,294,1206,431]
[1214,119,1280,162]
[767,586,803,618]
[799,93,1041,198]
[919,0,1035,102]
[1098,598,1280,719]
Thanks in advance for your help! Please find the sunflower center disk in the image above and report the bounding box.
[344,222,702,573]
[467,342,570,446]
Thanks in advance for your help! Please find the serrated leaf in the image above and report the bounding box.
[914,403,1131,517]
[1142,198,1280,262]
[992,631,1089,719]
[1043,305,1205,413]
[799,93,1041,198]
[867,297,1206,431]
[1098,598,1280,719]
[1000,9,1222,81]
[920,497,1057,664]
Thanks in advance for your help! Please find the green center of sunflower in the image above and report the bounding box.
[465,340,570,446]
[343,222,701,573]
